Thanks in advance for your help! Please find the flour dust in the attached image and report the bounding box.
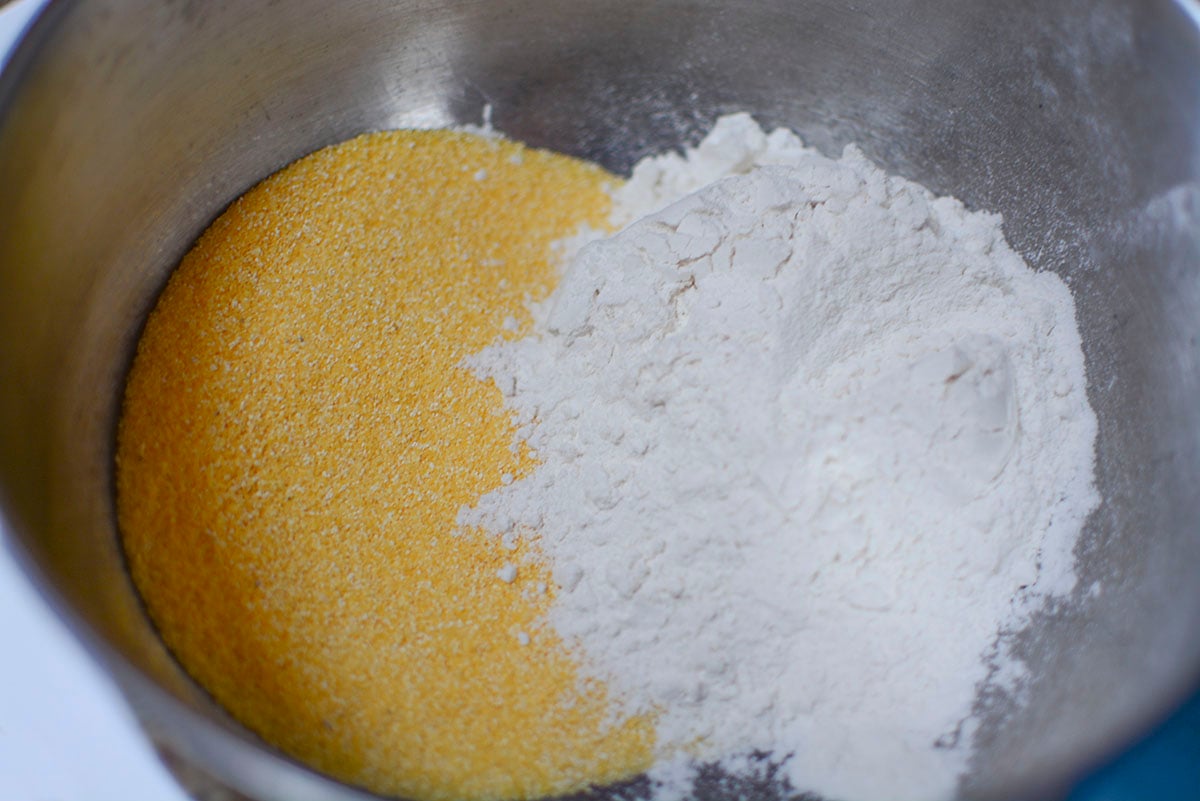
[458,114,1099,801]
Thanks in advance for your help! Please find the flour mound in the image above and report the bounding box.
[459,116,1098,801]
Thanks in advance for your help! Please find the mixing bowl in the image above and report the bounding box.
[1,1,1198,799]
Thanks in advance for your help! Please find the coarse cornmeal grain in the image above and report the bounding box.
[116,129,654,801]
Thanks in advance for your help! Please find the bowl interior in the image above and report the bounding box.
[1,1,1199,799]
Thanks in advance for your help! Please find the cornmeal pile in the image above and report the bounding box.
[116,130,653,801]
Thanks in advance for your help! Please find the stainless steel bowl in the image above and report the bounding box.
[2,1,1199,799]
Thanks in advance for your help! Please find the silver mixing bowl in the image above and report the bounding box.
[1,1,1198,799]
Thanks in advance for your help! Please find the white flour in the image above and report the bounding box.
[459,115,1099,801]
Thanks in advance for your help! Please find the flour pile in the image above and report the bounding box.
[458,115,1099,801]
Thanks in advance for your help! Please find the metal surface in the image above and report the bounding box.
[0,1,1198,799]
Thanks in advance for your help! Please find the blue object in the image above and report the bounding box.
[1068,688,1200,801]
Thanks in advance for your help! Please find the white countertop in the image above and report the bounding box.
[0,2,190,798]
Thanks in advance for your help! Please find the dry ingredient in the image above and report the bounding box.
[118,114,1099,801]
[461,115,1099,801]
[116,129,654,801]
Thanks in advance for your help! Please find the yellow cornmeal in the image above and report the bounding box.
[116,129,654,800]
